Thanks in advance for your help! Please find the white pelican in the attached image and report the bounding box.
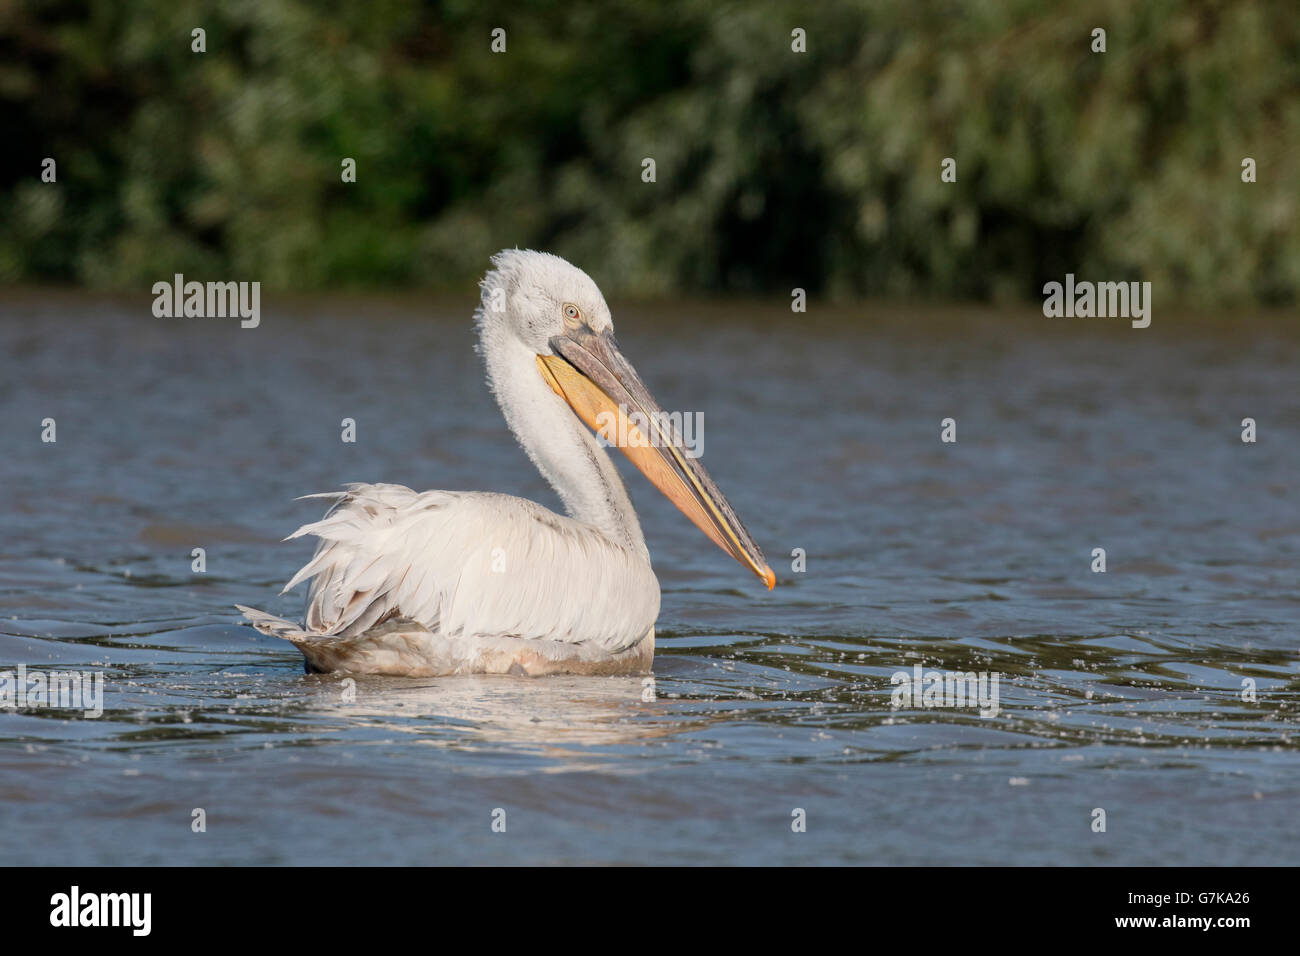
[238,249,774,677]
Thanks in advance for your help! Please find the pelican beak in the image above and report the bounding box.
[537,326,775,590]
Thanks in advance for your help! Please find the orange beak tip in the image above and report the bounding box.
[763,566,776,590]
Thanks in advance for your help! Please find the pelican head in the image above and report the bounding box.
[476,249,775,590]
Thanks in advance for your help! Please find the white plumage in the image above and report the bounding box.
[240,249,771,677]
[240,483,658,676]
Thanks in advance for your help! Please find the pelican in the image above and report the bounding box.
[238,249,774,677]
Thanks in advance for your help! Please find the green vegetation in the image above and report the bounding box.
[2,0,1296,303]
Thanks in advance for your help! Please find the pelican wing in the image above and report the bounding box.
[279,483,659,655]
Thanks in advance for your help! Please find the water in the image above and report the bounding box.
[1,292,1297,865]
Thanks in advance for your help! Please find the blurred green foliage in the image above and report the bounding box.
[1,0,1296,303]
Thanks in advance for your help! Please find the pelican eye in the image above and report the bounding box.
[562,303,582,327]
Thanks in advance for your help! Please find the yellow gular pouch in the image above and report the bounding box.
[536,353,774,589]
